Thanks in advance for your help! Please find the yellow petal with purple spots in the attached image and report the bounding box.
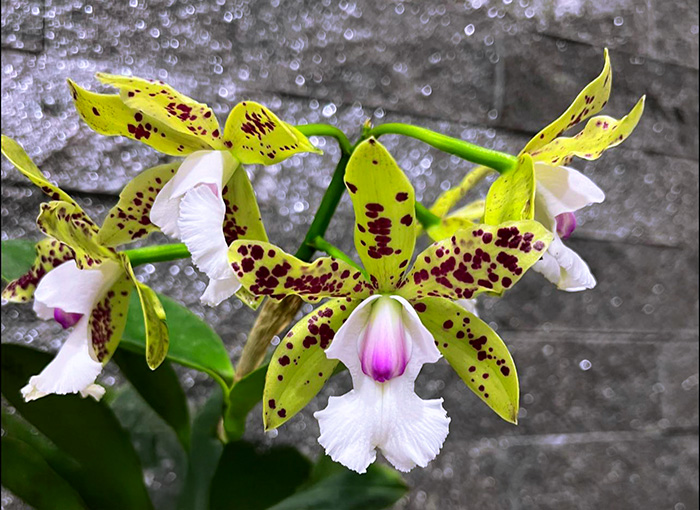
[122,254,169,370]
[398,220,552,301]
[522,49,612,154]
[223,101,322,165]
[96,73,224,149]
[415,296,519,423]
[99,162,181,247]
[1,238,74,303]
[344,138,417,291]
[88,269,133,364]
[483,154,536,225]
[229,240,372,303]
[1,135,78,207]
[68,79,210,156]
[263,298,359,430]
[36,201,114,269]
[529,96,645,166]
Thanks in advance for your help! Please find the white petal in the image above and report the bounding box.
[178,185,232,281]
[533,237,596,292]
[455,298,479,317]
[535,163,605,220]
[21,318,103,401]
[316,295,449,473]
[150,178,183,238]
[324,295,381,377]
[150,150,239,238]
[200,276,241,307]
[79,384,106,401]
[33,260,121,316]
[379,377,450,472]
[315,379,381,474]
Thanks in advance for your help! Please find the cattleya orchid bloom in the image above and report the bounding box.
[228,138,553,473]
[1,136,168,401]
[68,74,321,306]
[429,50,645,291]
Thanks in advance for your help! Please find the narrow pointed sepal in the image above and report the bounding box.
[415,297,519,423]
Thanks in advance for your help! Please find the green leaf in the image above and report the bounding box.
[1,408,82,481]
[1,239,36,281]
[176,388,225,510]
[223,362,267,441]
[483,153,536,225]
[112,349,191,450]
[269,455,408,510]
[120,292,234,388]
[1,344,154,510]
[209,441,312,510]
[1,437,88,510]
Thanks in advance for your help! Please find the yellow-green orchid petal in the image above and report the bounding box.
[398,220,552,301]
[222,166,270,310]
[263,298,360,430]
[425,199,486,242]
[96,73,224,150]
[429,165,492,218]
[344,138,416,291]
[529,96,646,166]
[1,238,74,303]
[483,154,536,225]
[222,166,269,245]
[522,49,612,154]
[99,162,180,247]
[223,101,322,165]
[121,254,169,369]
[1,136,79,207]
[425,216,475,243]
[36,201,113,269]
[88,268,134,364]
[68,79,209,156]
[228,241,372,303]
[415,297,519,424]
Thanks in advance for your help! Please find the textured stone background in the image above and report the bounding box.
[1,1,698,509]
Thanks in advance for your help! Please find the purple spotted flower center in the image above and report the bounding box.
[53,308,83,329]
[555,212,577,240]
[359,297,411,383]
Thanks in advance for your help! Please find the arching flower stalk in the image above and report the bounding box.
[69,75,321,306]
[428,49,645,291]
[2,136,168,401]
[228,138,552,473]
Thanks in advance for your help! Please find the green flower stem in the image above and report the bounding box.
[125,243,191,267]
[415,203,441,228]
[368,123,517,174]
[295,152,351,262]
[295,124,353,155]
[309,236,369,280]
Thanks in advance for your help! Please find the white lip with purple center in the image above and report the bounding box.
[314,295,450,474]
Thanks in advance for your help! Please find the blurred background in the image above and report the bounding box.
[1,1,698,509]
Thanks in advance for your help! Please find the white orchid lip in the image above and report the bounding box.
[359,296,411,383]
[555,212,577,239]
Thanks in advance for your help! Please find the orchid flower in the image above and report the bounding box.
[228,138,552,473]
[1,136,168,401]
[429,50,645,291]
[68,75,321,307]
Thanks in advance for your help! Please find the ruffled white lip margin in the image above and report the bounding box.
[150,150,242,306]
[532,163,605,291]
[21,259,122,402]
[314,295,450,474]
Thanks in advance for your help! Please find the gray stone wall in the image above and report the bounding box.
[1,1,698,509]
